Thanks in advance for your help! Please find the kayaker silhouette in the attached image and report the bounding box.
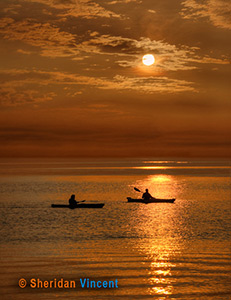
[142,189,155,201]
[69,194,77,207]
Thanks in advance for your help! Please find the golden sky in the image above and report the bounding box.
[0,0,230,157]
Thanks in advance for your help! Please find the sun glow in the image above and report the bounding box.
[142,54,155,66]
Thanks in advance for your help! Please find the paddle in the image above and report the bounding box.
[134,187,156,201]
[69,199,86,209]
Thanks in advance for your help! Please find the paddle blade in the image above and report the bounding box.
[77,200,86,203]
[134,187,141,192]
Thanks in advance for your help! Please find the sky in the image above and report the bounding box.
[0,0,230,158]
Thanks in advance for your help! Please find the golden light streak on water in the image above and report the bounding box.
[129,186,183,297]
[135,174,181,199]
[133,166,230,169]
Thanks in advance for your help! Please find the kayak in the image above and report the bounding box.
[51,203,105,209]
[127,197,175,203]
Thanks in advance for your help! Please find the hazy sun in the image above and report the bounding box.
[142,54,155,66]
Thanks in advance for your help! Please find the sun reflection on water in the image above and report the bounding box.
[135,174,183,199]
[133,236,180,297]
[130,175,184,297]
[148,254,176,296]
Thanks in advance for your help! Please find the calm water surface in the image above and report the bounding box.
[0,158,230,299]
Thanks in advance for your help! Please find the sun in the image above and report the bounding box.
[142,54,155,66]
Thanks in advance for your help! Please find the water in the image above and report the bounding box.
[0,158,230,299]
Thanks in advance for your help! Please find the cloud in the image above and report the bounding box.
[0,69,58,105]
[181,0,231,30]
[0,18,79,57]
[17,49,32,55]
[1,16,229,67]
[1,69,195,93]
[148,9,156,14]
[108,0,140,4]
[0,86,55,106]
[0,68,195,106]
[23,0,121,19]
[2,4,22,15]
[81,34,229,71]
[99,75,195,93]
